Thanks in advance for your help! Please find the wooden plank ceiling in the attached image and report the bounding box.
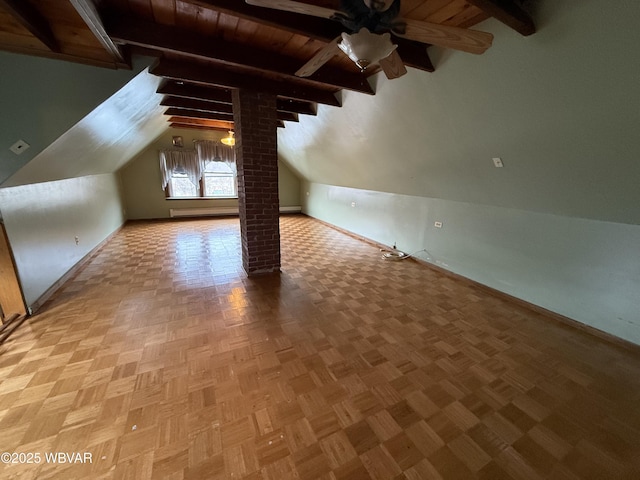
[0,0,534,131]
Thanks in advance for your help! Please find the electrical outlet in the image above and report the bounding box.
[75,236,79,245]
[351,202,356,207]
[492,157,504,168]
[434,221,443,228]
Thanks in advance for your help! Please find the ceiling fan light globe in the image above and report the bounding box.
[355,59,371,71]
[338,28,397,71]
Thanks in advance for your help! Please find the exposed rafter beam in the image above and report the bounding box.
[169,117,285,129]
[161,96,306,122]
[69,0,125,63]
[277,98,316,116]
[158,82,233,104]
[183,0,434,72]
[466,0,535,36]
[165,107,233,122]
[164,106,298,123]
[170,123,228,132]
[187,0,342,39]
[106,15,372,95]
[168,116,234,129]
[278,111,299,123]
[0,0,60,52]
[162,97,234,114]
[157,82,317,116]
[151,59,341,107]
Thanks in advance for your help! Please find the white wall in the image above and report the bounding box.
[303,182,640,344]
[0,174,125,308]
[3,68,166,188]
[0,52,146,184]
[121,128,302,219]
[279,0,640,224]
[278,0,640,344]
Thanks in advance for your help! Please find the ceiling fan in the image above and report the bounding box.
[246,0,494,80]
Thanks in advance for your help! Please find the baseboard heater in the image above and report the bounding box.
[170,206,302,218]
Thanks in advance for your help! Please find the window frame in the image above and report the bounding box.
[202,171,238,198]
[166,172,200,198]
[165,165,238,200]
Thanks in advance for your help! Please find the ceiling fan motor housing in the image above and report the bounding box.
[336,0,404,34]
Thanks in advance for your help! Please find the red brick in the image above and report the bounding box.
[233,89,281,276]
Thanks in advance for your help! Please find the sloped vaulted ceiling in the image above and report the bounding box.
[276,1,640,225]
[0,1,536,169]
[2,67,167,187]
[0,1,542,190]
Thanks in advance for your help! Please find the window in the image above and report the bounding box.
[167,161,237,198]
[159,141,236,199]
[168,172,199,197]
[203,161,236,198]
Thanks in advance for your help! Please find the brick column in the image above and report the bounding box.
[232,89,281,276]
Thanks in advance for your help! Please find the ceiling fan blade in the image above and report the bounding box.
[296,37,341,77]
[378,49,407,79]
[400,19,493,54]
[245,0,339,19]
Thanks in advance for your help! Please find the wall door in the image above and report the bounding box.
[0,221,26,319]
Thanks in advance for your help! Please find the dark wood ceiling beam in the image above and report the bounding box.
[165,107,233,122]
[157,82,317,116]
[168,116,234,129]
[170,123,231,132]
[0,43,128,69]
[466,0,535,36]
[169,120,284,132]
[106,15,372,95]
[162,97,233,114]
[70,0,125,63]
[161,96,308,120]
[186,0,344,40]
[393,40,434,72]
[158,82,233,104]
[279,111,298,122]
[165,106,298,123]
[151,58,341,107]
[0,0,60,52]
[183,0,434,72]
[276,98,316,116]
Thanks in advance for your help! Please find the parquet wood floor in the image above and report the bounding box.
[1,215,639,479]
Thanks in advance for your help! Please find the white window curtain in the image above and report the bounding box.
[159,149,200,190]
[194,140,236,174]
